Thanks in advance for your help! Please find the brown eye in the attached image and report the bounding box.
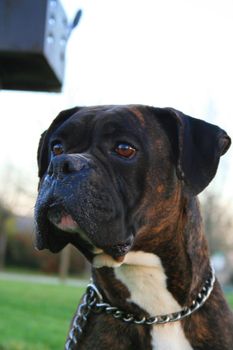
[52,143,64,156]
[114,143,137,159]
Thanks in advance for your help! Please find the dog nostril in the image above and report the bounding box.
[62,159,86,173]
[48,155,88,178]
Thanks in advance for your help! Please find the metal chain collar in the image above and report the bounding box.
[65,267,215,350]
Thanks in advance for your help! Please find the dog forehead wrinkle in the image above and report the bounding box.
[50,119,87,143]
[50,112,97,149]
[128,107,146,127]
[96,106,145,128]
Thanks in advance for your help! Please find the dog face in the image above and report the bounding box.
[35,105,230,261]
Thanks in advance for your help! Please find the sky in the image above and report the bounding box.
[0,0,233,215]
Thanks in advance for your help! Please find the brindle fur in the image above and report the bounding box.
[35,105,233,349]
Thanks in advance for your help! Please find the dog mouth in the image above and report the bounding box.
[47,203,94,247]
[48,204,82,233]
[46,204,133,261]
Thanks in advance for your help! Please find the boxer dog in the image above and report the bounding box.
[35,105,233,349]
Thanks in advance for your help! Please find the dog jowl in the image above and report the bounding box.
[35,105,233,350]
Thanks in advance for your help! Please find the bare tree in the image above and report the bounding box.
[0,202,12,269]
[200,190,233,255]
[0,164,35,269]
[59,245,71,280]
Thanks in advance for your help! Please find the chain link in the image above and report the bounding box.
[65,267,215,349]
[65,283,103,350]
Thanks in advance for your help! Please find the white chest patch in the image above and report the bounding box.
[94,251,193,350]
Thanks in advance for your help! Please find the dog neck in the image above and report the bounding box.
[92,196,210,315]
[90,196,215,350]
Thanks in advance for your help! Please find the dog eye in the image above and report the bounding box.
[114,143,137,159]
[52,143,64,156]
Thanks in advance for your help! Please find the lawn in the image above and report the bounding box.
[227,292,233,307]
[0,280,85,350]
[0,279,232,350]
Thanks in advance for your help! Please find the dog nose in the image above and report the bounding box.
[48,154,89,178]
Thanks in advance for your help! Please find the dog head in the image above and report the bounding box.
[34,105,230,261]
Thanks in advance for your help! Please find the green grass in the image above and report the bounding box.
[0,279,232,350]
[227,292,233,307]
[0,280,85,350]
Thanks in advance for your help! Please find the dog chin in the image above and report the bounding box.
[47,206,133,264]
[93,253,125,268]
[48,210,95,248]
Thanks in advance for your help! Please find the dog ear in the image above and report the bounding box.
[37,107,81,180]
[154,107,231,195]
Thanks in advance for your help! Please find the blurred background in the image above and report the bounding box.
[0,0,233,349]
